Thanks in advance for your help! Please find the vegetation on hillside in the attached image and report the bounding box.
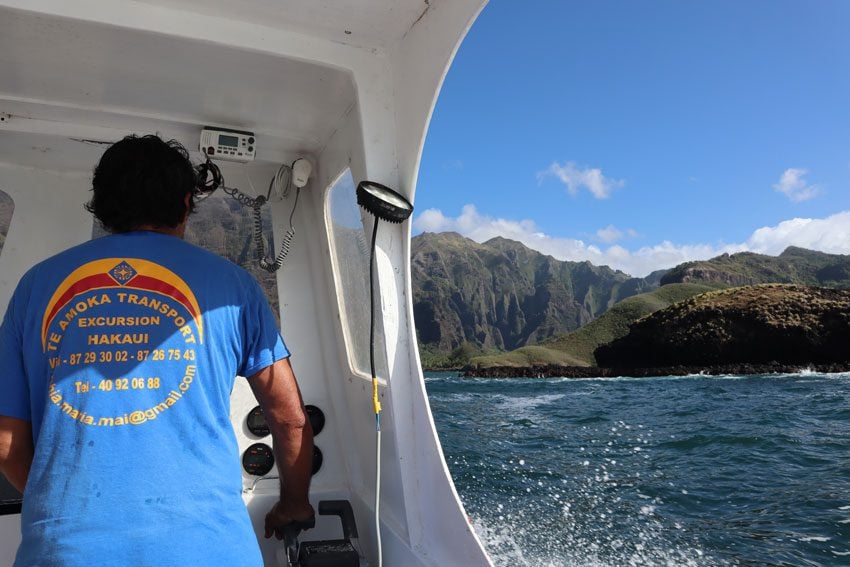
[662,247,850,289]
[413,242,850,372]
[596,284,850,368]
[419,342,502,370]
[466,282,719,368]
[412,232,658,353]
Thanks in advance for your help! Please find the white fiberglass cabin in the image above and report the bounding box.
[0,1,491,565]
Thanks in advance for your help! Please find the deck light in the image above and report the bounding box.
[356,181,413,223]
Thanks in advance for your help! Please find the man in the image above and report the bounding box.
[0,135,314,565]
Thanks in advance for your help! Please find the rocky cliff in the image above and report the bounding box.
[595,284,850,368]
[411,232,659,351]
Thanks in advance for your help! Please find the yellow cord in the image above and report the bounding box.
[372,377,382,415]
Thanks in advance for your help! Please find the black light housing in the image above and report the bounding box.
[356,181,413,223]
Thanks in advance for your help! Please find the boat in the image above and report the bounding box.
[0,1,492,564]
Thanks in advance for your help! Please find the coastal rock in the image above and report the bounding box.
[595,285,850,368]
[415,239,850,366]
[462,361,850,379]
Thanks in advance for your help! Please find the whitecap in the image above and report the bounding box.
[491,393,566,420]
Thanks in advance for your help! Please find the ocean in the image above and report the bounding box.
[425,371,850,566]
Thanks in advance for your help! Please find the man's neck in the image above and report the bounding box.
[134,224,186,238]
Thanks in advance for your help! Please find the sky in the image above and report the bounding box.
[413,0,850,277]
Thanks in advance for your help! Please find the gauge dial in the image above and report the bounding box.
[305,405,325,436]
[242,443,274,476]
[246,405,270,437]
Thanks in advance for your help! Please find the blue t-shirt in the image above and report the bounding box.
[0,231,289,566]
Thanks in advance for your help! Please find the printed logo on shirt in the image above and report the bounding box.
[41,258,205,427]
[42,258,203,350]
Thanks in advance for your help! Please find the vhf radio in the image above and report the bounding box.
[200,126,255,163]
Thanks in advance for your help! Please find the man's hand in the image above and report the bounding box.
[249,358,315,539]
[264,499,315,540]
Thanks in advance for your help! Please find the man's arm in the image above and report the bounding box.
[248,357,314,539]
[0,415,34,493]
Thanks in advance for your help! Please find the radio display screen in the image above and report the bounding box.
[219,135,239,147]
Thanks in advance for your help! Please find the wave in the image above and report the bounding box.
[427,371,850,384]
[490,393,566,422]
[470,509,715,566]
[432,365,850,566]
[659,432,779,452]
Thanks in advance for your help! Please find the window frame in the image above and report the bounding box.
[322,168,387,384]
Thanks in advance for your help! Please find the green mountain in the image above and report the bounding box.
[468,282,719,368]
[661,247,850,288]
[411,232,660,356]
[424,243,850,369]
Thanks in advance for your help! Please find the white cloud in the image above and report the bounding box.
[773,168,821,202]
[596,225,623,243]
[596,225,639,244]
[539,161,624,199]
[745,212,850,255]
[414,204,540,243]
[413,206,850,277]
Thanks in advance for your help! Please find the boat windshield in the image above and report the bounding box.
[91,193,281,325]
[326,169,388,380]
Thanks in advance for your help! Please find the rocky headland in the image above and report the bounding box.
[414,235,850,371]
[463,284,850,378]
[595,284,850,367]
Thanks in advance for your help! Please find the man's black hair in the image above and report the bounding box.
[86,134,197,233]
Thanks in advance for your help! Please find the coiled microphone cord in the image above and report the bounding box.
[195,156,300,273]
[252,194,297,273]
